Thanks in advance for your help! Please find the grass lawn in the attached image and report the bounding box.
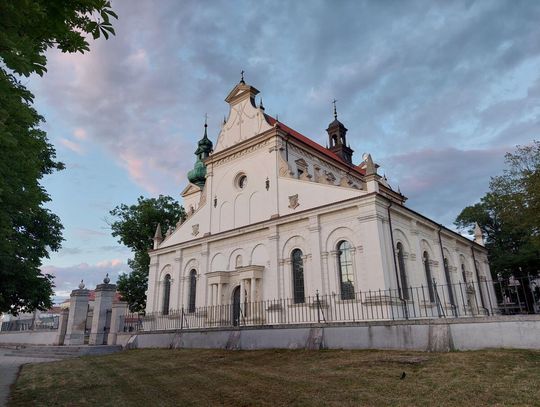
[8,348,540,406]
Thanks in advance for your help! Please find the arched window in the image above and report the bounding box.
[332,135,337,147]
[461,263,467,283]
[338,241,355,300]
[396,243,409,300]
[291,249,305,304]
[188,269,197,313]
[162,274,171,315]
[423,251,435,302]
[443,257,456,306]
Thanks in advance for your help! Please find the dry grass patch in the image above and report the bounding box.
[8,348,540,406]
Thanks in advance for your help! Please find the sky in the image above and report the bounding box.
[25,0,540,302]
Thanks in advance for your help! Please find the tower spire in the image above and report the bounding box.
[188,116,214,188]
[326,99,353,165]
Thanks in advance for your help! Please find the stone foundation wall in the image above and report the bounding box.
[117,315,540,352]
[0,330,59,346]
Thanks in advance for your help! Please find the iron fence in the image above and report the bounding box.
[121,276,540,332]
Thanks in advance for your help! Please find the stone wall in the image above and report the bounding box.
[0,330,58,346]
[116,315,540,352]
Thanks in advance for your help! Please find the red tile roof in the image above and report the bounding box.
[264,114,366,177]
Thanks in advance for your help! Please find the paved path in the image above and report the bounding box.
[0,350,60,407]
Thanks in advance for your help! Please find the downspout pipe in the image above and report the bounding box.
[387,201,408,318]
[471,246,488,315]
[438,226,456,315]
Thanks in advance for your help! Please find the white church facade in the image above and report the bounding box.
[145,78,494,324]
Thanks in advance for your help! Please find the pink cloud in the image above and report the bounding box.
[96,259,123,268]
[59,138,84,155]
[73,128,88,140]
[42,259,128,302]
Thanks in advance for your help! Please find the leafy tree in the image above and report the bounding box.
[109,196,185,312]
[455,141,540,278]
[0,1,117,314]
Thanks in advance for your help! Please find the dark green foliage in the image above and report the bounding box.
[109,196,185,312]
[455,141,540,278]
[0,1,117,314]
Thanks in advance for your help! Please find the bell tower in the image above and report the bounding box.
[326,100,354,165]
[187,117,213,188]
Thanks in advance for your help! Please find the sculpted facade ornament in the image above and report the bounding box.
[288,194,300,209]
[278,151,294,177]
[325,171,336,184]
[192,224,200,236]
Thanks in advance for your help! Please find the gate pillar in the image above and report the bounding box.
[65,281,90,345]
[89,275,116,345]
[107,301,129,345]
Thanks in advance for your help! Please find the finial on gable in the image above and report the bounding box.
[240,69,245,84]
[474,222,485,246]
[153,223,163,249]
[363,153,377,176]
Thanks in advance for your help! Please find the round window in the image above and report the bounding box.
[238,175,247,189]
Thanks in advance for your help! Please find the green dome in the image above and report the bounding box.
[187,121,213,188]
[187,159,207,188]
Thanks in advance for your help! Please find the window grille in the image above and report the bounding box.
[397,243,409,300]
[292,249,305,304]
[189,270,197,313]
[162,274,171,315]
[338,241,355,300]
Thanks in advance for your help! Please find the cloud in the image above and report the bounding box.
[96,258,123,268]
[57,247,83,255]
[31,0,540,221]
[74,228,108,237]
[73,128,88,140]
[59,138,84,155]
[381,145,509,227]
[43,259,129,303]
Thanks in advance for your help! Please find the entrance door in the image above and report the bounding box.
[232,286,241,326]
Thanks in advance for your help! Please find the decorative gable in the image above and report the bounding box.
[214,81,273,153]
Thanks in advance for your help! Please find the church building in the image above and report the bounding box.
[145,77,493,324]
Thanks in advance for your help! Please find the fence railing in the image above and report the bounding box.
[0,315,60,332]
[121,276,540,333]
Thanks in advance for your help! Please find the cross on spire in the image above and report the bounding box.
[240,70,245,83]
[332,99,338,119]
[203,113,208,137]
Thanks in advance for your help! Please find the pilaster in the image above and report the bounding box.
[307,215,323,295]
